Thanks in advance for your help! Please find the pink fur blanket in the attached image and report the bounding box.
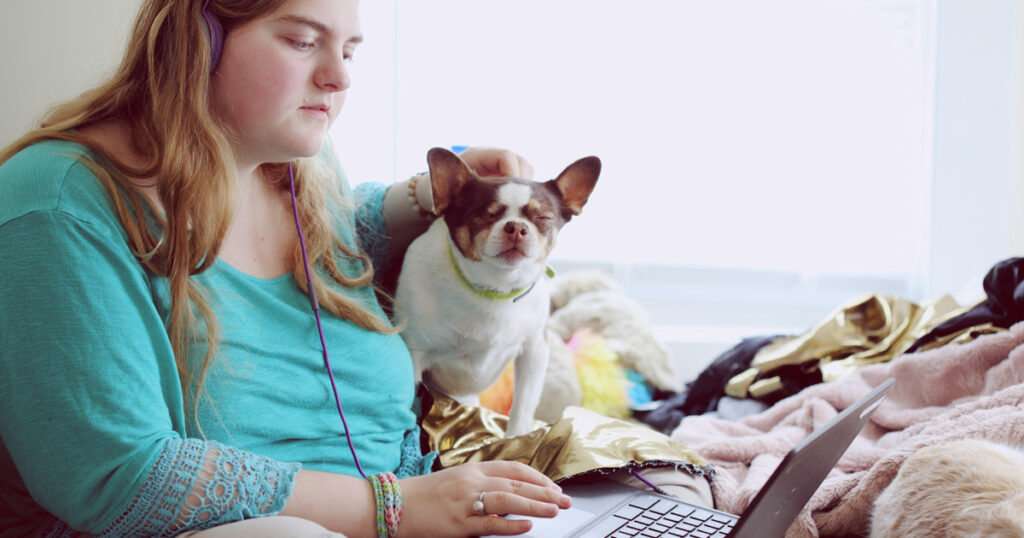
[671,321,1024,537]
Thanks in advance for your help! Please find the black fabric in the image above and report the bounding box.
[638,335,782,434]
[907,257,1024,353]
[757,362,824,406]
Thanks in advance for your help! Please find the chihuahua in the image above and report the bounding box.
[395,147,600,437]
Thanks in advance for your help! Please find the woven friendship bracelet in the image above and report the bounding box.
[407,173,436,222]
[368,474,388,538]
[380,472,403,537]
[368,472,402,538]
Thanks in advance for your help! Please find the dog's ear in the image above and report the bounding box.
[427,147,476,215]
[552,156,601,216]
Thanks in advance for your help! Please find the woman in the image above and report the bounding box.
[0,0,567,536]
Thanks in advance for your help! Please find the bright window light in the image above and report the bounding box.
[332,0,934,281]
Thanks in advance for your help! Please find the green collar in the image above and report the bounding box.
[447,243,555,302]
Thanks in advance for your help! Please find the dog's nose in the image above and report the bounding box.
[504,221,528,238]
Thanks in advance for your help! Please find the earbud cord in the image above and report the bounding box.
[288,162,368,479]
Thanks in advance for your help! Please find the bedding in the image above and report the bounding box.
[671,320,1024,537]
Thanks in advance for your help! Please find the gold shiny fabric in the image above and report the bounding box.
[726,293,998,400]
[420,389,712,483]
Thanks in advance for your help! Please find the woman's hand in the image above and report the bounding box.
[398,461,571,537]
[457,147,535,180]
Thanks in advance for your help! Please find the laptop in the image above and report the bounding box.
[490,378,894,538]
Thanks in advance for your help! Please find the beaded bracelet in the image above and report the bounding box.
[368,472,402,538]
[407,173,436,222]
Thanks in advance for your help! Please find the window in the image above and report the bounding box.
[331,1,939,374]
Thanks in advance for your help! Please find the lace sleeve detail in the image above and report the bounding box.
[397,427,437,479]
[353,181,391,274]
[97,438,300,537]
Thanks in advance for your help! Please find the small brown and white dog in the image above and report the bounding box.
[395,147,600,437]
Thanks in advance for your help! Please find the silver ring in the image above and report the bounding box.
[473,491,487,516]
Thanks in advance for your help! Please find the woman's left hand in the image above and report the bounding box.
[458,146,535,180]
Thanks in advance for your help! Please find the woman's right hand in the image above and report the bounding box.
[398,461,572,537]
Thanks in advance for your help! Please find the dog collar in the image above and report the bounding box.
[447,243,555,302]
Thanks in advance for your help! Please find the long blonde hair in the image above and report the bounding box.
[0,0,395,421]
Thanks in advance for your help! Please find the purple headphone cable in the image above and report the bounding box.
[202,3,367,479]
[630,469,668,496]
[288,163,368,479]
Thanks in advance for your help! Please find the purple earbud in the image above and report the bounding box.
[200,0,223,71]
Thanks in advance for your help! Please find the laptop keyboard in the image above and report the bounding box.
[579,494,737,538]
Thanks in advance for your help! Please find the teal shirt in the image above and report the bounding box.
[0,140,425,536]
[182,254,416,476]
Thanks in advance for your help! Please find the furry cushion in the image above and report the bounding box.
[537,271,681,420]
[547,272,681,394]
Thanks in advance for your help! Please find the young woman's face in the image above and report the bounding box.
[210,0,362,166]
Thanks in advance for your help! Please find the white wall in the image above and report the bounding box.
[0,1,141,148]
[1013,0,1024,258]
[928,0,1019,301]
